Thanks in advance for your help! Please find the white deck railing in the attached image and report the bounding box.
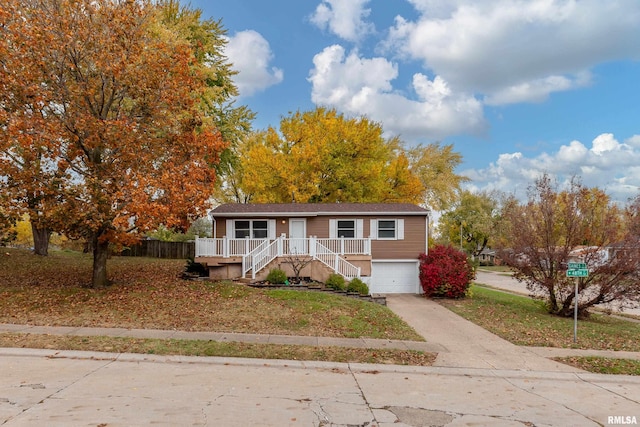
[196,236,369,280]
[195,237,267,258]
[242,239,270,278]
[195,236,370,257]
[314,241,361,280]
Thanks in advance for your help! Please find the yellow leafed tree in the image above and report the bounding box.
[232,108,465,207]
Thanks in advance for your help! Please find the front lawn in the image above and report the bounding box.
[0,248,422,340]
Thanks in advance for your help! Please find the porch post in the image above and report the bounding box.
[309,236,316,257]
[340,237,345,255]
[223,236,229,258]
[242,257,246,279]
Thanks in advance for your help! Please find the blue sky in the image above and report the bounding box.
[191,0,640,205]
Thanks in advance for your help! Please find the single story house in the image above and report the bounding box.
[477,248,496,265]
[195,203,430,294]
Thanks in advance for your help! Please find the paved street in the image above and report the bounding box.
[1,348,639,426]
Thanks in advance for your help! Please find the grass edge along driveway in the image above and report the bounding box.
[438,284,640,375]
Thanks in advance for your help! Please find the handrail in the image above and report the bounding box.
[249,238,280,279]
[242,239,270,278]
[314,241,361,280]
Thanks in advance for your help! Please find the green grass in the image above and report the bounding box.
[440,285,640,351]
[553,357,640,375]
[266,289,420,339]
[0,333,435,366]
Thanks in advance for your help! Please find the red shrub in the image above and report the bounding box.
[419,245,475,298]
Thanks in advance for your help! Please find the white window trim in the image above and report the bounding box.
[330,219,363,238]
[370,219,404,240]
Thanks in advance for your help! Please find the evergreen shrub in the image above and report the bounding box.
[347,278,369,295]
[325,273,346,291]
[266,268,287,284]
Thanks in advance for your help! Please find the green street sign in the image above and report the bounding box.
[568,262,587,269]
[567,268,589,277]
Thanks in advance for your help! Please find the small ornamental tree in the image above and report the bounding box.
[419,245,475,298]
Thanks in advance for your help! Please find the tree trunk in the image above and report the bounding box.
[92,237,111,288]
[31,222,51,256]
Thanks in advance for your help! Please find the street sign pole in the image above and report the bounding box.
[574,278,578,343]
[566,263,588,343]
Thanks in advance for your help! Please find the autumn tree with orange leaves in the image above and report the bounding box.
[1,0,227,287]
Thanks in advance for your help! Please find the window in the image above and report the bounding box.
[234,221,250,238]
[252,221,268,238]
[234,220,270,239]
[337,220,355,238]
[370,219,404,240]
[377,220,396,239]
[330,219,363,238]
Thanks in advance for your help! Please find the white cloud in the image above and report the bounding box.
[386,0,640,104]
[223,30,284,97]
[304,1,640,142]
[310,0,375,42]
[308,45,486,140]
[485,72,591,105]
[464,134,640,204]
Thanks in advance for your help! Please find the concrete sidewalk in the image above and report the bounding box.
[386,294,583,371]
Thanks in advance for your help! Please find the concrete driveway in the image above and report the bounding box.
[385,294,580,371]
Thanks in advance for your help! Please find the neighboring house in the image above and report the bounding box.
[568,244,637,268]
[195,203,430,294]
[477,248,496,265]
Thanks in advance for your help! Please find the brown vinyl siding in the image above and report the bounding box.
[304,217,324,237]
[370,216,426,259]
[213,214,427,260]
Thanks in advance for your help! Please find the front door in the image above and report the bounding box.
[289,219,307,254]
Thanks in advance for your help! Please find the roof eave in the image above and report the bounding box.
[211,210,429,218]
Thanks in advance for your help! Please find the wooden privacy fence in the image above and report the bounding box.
[120,240,195,259]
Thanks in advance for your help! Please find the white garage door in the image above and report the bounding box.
[370,261,420,294]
